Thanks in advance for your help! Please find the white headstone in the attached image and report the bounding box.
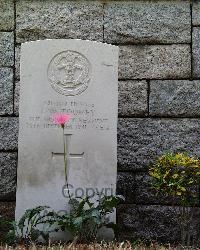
[16,39,119,239]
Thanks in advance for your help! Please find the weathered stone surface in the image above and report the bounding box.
[0,153,17,201]
[117,204,200,243]
[0,0,14,31]
[134,173,166,205]
[118,118,200,170]
[0,68,13,115]
[149,80,200,117]
[0,32,14,66]
[14,81,20,115]
[119,45,191,79]
[193,1,200,26]
[0,202,15,241]
[0,202,15,218]
[16,1,103,43]
[117,172,161,204]
[118,80,147,117]
[192,28,200,78]
[117,172,135,203]
[15,45,20,80]
[0,118,18,150]
[104,1,191,44]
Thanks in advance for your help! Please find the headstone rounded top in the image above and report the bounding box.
[22,39,118,48]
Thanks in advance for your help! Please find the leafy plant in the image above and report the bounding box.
[55,195,122,243]
[5,206,56,244]
[3,195,122,245]
[149,152,200,246]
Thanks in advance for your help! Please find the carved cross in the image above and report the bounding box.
[52,133,84,178]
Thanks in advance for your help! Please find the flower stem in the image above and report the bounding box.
[62,126,72,201]
[63,127,67,184]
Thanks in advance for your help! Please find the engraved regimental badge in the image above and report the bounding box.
[48,51,91,96]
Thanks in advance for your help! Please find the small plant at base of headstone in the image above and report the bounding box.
[4,206,57,245]
[4,196,122,244]
[149,152,200,247]
[55,195,122,244]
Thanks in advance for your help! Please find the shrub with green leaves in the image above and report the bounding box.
[149,152,200,206]
[149,152,200,246]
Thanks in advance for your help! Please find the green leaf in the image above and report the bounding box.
[91,209,100,218]
[74,216,83,224]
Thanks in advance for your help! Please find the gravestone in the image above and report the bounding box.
[15,39,119,239]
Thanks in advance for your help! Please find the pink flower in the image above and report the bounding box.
[52,113,71,127]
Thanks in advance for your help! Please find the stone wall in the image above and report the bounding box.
[0,0,200,243]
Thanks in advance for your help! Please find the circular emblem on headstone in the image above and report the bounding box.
[48,51,91,96]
